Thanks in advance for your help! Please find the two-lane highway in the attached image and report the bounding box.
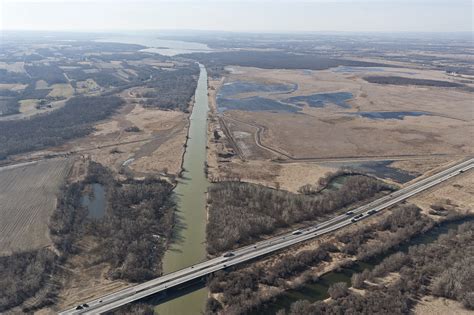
[60,158,473,314]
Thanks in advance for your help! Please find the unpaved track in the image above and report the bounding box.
[221,114,464,164]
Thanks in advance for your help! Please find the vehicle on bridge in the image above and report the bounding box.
[223,252,235,257]
[292,230,302,235]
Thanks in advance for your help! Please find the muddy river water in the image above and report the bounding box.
[154,64,210,315]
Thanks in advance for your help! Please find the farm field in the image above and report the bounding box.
[0,158,72,255]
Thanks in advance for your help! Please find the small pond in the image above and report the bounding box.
[332,66,387,73]
[327,161,416,184]
[354,111,431,120]
[81,183,106,219]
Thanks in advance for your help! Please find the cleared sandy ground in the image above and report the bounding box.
[414,296,472,315]
[0,158,72,255]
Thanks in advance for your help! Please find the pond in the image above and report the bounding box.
[218,96,301,113]
[332,66,387,73]
[81,183,106,219]
[218,81,295,98]
[326,161,416,184]
[252,217,474,315]
[285,92,353,109]
[354,111,431,120]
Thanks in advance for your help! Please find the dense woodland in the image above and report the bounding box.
[0,95,123,159]
[364,75,463,87]
[0,249,57,312]
[205,205,473,315]
[336,204,436,260]
[142,66,199,111]
[51,162,176,282]
[182,51,392,73]
[285,220,474,315]
[207,174,392,254]
[0,162,177,312]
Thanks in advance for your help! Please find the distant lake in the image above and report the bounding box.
[96,35,213,56]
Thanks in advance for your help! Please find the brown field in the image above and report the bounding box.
[47,83,75,98]
[218,66,473,161]
[0,158,72,256]
[35,79,49,89]
[0,83,28,91]
[0,61,26,73]
[414,296,472,315]
[25,93,190,176]
[409,169,474,216]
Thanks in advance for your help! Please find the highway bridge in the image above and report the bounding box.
[60,158,474,314]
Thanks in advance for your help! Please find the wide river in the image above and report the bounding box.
[154,64,210,314]
[97,35,212,313]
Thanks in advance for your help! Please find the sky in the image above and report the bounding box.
[1,0,473,33]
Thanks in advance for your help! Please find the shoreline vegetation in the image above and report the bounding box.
[205,205,473,315]
[206,172,394,254]
[0,161,177,312]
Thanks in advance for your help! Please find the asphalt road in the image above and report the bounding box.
[60,158,473,315]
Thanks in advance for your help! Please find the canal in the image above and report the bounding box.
[154,64,210,315]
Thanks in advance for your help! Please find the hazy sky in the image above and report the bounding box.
[1,0,473,33]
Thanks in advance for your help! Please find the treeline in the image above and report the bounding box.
[24,64,68,85]
[182,51,393,71]
[141,66,199,111]
[51,162,176,282]
[364,75,463,87]
[0,249,57,312]
[337,205,435,260]
[205,205,468,314]
[0,83,55,117]
[108,303,155,315]
[285,220,474,314]
[298,169,366,195]
[207,175,392,254]
[0,95,124,159]
[207,242,340,312]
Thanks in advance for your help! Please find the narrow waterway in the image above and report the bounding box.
[154,64,210,315]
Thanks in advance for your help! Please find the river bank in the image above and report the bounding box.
[154,64,210,315]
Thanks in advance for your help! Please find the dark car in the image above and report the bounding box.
[76,305,84,310]
[83,303,89,308]
[367,210,377,215]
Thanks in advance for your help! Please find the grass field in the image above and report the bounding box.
[219,66,473,160]
[0,158,72,255]
[47,83,75,98]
